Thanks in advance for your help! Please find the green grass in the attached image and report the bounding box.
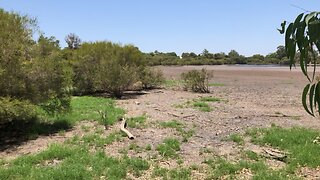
[152,166,191,180]
[209,83,225,87]
[145,144,152,151]
[64,96,125,126]
[193,101,211,112]
[126,116,147,128]
[66,131,123,148]
[199,96,222,102]
[156,138,181,159]
[204,158,291,179]
[245,150,259,161]
[229,133,245,145]
[0,144,149,179]
[247,126,320,169]
[159,120,184,129]
[159,120,194,142]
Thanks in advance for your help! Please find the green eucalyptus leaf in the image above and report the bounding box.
[316,82,320,115]
[305,12,317,25]
[278,21,286,34]
[302,84,314,116]
[309,84,315,114]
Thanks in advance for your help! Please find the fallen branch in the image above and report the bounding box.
[167,112,180,117]
[263,148,287,161]
[120,118,135,139]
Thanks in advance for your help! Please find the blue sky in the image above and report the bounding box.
[1,1,319,56]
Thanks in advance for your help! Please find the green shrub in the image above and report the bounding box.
[73,42,145,98]
[181,68,212,93]
[0,97,37,124]
[139,67,164,89]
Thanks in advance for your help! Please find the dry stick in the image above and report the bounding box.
[120,118,135,139]
[167,112,180,117]
[263,148,287,161]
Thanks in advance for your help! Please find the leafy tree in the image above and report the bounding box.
[0,9,36,98]
[279,11,320,116]
[37,34,60,57]
[65,33,81,49]
[201,49,213,59]
[0,9,72,121]
[276,45,287,60]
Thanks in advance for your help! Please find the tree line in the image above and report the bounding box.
[145,46,319,66]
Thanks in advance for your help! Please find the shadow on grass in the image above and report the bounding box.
[93,90,152,100]
[0,118,72,151]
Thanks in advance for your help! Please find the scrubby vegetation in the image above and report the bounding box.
[181,68,212,93]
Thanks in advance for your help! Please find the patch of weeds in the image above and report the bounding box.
[128,143,142,153]
[81,125,91,132]
[82,134,107,148]
[118,148,128,155]
[105,131,123,144]
[94,127,104,134]
[64,96,125,126]
[152,166,191,180]
[152,166,169,178]
[190,164,199,171]
[199,147,214,155]
[0,144,150,179]
[169,168,191,179]
[193,101,211,112]
[199,96,222,102]
[145,144,152,151]
[181,129,195,142]
[126,116,147,128]
[68,131,123,148]
[205,158,274,179]
[209,83,225,87]
[245,150,259,161]
[159,120,194,142]
[159,120,184,129]
[156,138,181,159]
[247,126,320,169]
[124,156,150,177]
[229,133,245,145]
[177,159,184,165]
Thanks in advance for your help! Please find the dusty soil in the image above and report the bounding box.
[1,65,320,178]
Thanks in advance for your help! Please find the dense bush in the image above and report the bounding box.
[0,97,37,124]
[181,69,212,93]
[0,9,72,121]
[73,41,145,97]
[139,67,165,89]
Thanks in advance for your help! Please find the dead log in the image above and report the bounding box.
[120,118,135,139]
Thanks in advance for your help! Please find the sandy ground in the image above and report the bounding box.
[116,65,320,162]
[1,65,320,178]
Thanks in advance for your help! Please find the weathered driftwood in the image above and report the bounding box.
[263,148,287,161]
[120,118,135,139]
